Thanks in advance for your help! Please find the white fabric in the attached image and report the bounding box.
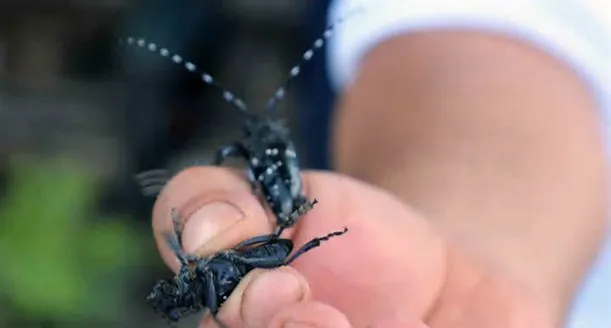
[326,1,611,327]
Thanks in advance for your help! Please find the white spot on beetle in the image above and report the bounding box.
[285,149,296,158]
[202,74,213,83]
[303,50,314,60]
[290,66,300,77]
[185,62,196,71]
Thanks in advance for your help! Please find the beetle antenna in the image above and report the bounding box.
[163,208,189,265]
[119,37,248,113]
[263,4,365,113]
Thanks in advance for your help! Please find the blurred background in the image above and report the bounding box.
[0,0,335,326]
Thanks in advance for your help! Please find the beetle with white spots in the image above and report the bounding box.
[126,9,361,235]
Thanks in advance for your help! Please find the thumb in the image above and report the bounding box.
[151,166,275,271]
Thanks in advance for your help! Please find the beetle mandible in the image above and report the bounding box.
[147,208,348,327]
[129,5,364,235]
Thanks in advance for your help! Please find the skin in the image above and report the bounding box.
[332,31,607,320]
[150,31,608,327]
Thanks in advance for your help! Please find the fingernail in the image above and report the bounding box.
[181,201,244,253]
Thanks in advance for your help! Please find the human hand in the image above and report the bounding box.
[151,166,554,328]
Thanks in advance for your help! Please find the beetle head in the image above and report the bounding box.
[243,116,290,143]
[146,279,181,318]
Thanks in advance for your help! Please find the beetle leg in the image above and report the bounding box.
[285,227,348,264]
[134,169,171,197]
[274,198,318,236]
[204,271,228,328]
[163,208,189,265]
[171,208,184,248]
[213,144,244,165]
[233,234,279,250]
[273,226,286,237]
[229,252,287,269]
[246,167,260,194]
[290,197,317,220]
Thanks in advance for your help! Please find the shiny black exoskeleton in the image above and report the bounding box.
[213,114,315,236]
[127,6,363,235]
[147,208,348,327]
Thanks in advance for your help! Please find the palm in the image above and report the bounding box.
[287,172,552,328]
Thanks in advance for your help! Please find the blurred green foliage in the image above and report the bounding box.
[0,157,145,324]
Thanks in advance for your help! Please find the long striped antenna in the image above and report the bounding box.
[263,4,366,113]
[119,37,248,113]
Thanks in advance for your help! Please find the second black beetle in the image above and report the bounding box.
[129,8,361,235]
[147,207,348,327]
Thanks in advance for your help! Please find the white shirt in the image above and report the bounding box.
[326,1,611,327]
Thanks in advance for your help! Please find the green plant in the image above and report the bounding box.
[0,157,144,323]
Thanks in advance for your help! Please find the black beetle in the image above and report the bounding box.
[147,207,348,327]
[128,6,364,235]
